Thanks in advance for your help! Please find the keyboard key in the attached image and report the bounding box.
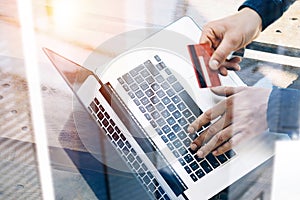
[143,175,151,185]
[150,96,160,104]
[90,101,99,113]
[194,154,204,162]
[154,55,161,62]
[216,154,228,164]
[149,183,156,192]
[158,186,165,195]
[171,124,180,133]
[206,153,220,168]
[144,113,151,120]
[189,133,198,140]
[165,68,172,75]
[161,110,170,118]
[172,150,180,158]
[190,174,198,182]
[97,112,104,120]
[178,131,187,140]
[117,140,124,148]
[145,104,155,112]
[161,135,168,143]
[141,97,149,105]
[167,143,174,151]
[145,89,154,97]
[177,102,186,111]
[155,75,164,83]
[125,141,131,148]
[200,160,213,173]
[141,69,150,77]
[112,133,119,140]
[188,147,197,155]
[163,194,171,200]
[188,116,196,123]
[183,109,192,118]
[156,118,165,126]
[178,158,186,167]
[135,90,144,98]
[107,125,114,134]
[166,88,175,97]
[140,81,149,89]
[102,119,109,127]
[130,83,139,91]
[146,76,155,84]
[173,139,182,148]
[167,132,176,141]
[167,117,176,125]
[195,169,205,179]
[145,60,159,76]
[156,90,165,98]
[156,103,165,111]
[190,161,200,171]
[151,111,160,119]
[129,68,138,77]
[161,81,170,90]
[178,118,187,126]
[179,90,203,117]
[162,97,171,105]
[225,150,236,159]
[172,111,181,119]
[122,73,134,84]
[167,75,177,84]
[183,138,191,147]
[139,106,146,113]
[151,83,160,91]
[162,125,171,134]
[172,82,183,92]
[178,147,188,156]
[128,154,135,163]
[184,154,194,163]
[154,190,162,199]
[117,77,124,84]
[134,75,144,84]
[167,104,176,112]
[184,166,192,174]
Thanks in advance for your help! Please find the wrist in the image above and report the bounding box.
[238,7,262,33]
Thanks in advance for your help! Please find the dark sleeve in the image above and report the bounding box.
[267,87,300,138]
[239,0,296,30]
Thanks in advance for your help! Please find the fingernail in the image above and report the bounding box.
[197,150,204,158]
[187,126,195,133]
[190,143,197,150]
[209,59,219,70]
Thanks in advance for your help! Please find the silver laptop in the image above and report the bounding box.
[43,16,287,200]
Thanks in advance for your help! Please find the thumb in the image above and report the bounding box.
[209,36,237,70]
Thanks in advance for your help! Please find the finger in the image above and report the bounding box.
[219,57,242,71]
[187,100,227,133]
[210,86,245,97]
[199,26,222,49]
[190,105,233,152]
[209,35,239,70]
[212,131,246,156]
[219,66,228,76]
[196,125,234,158]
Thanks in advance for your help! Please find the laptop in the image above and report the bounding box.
[43,16,288,200]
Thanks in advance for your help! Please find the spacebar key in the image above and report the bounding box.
[179,90,202,117]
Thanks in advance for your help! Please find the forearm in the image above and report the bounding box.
[239,0,296,30]
[267,87,300,138]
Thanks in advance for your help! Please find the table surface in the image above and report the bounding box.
[1,0,300,199]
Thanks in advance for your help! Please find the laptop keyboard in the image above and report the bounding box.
[89,98,171,200]
[117,55,236,182]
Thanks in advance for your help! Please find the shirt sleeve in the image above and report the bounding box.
[239,0,296,30]
[267,87,300,138]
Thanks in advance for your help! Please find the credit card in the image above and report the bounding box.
[187,43,221,88]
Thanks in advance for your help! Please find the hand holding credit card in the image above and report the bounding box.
[187,43,221,88]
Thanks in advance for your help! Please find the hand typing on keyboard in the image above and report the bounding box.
[187,86,271,158]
